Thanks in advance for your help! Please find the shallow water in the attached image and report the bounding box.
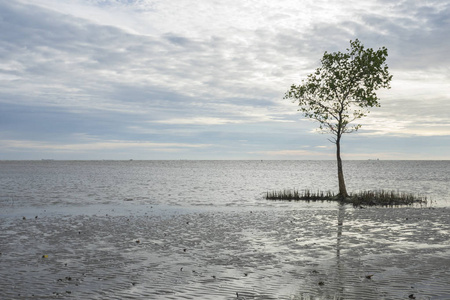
[1,160,450,299]
[1,160,449,210]
[1,206,449,299]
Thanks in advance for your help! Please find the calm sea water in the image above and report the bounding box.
[1,160,449,215]
[1,160,450,299]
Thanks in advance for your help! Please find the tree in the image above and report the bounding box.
[284,39,392,198]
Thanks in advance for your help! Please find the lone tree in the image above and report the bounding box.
[285,39,392,198]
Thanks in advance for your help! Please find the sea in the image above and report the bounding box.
[1,160,449,214]
[1,160,449,299]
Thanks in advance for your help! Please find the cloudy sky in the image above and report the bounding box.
[1,0,449,160]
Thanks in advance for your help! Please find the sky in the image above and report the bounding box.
[1,0,449,160]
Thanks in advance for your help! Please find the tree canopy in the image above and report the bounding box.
[285,39,392,141]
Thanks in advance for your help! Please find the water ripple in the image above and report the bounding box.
[1,207,449,299]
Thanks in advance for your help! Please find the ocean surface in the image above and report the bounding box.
[1,160,449,214]
[1,160,449,299]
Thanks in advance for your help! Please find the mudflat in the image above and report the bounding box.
[1,206,449,299]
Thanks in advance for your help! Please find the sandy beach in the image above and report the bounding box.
[1,204,449,299]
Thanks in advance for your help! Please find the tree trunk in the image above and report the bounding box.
[336,136,348,198]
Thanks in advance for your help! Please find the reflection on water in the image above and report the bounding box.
[336,204,344,258]
[294,206,450,300]
[1,205,449,299]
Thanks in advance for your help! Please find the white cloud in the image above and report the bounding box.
[153,117,244,125]
[255,149,334,159]
[1,0,449,159]
[0,138,211,153]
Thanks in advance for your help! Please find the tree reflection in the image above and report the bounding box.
[336,203,345,257]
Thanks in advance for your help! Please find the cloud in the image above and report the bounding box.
[254,149,334,160]
[0,138,211,153]
[1,0,449,159]
[361,117,450,137]
[153,117,244,126]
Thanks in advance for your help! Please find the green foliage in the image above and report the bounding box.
[285,39,393,140]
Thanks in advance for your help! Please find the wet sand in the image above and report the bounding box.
[1,206,449,299]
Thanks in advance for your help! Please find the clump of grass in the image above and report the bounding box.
[265,189,427,206]
[346,190,427,206]
[265,189,336,202]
